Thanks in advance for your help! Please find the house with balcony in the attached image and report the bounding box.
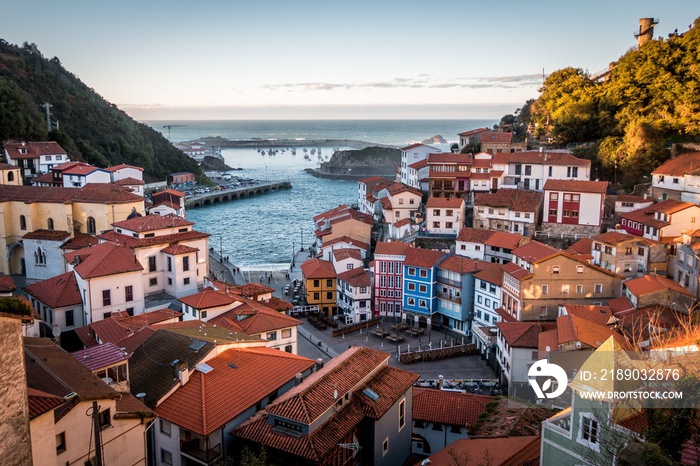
[651,151,700,202]
[399,143,440,186]
[455,227,493,260]
[472,265,505,349]
[458,127,490,150]
[474,189,542,237]
[427,153,472,199]
[4,141,69,182]
[425,197,465,236]
[32,161,111,188]
[542,179,609,237]
[500,150,591,191]
[619,199,700,241]
[300,258,337,316]
[373,241,410,318]
[313,205,374,252]
[591,231,667,277]
[153,347,316,466]
[231,347,419,466]
[435,255,491,335]
[402,248,447,328]
[336,266,372,324]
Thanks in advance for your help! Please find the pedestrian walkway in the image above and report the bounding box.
[208,251,240,284]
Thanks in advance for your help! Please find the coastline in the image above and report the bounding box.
[304,168,396,180]
[193,137,396,150]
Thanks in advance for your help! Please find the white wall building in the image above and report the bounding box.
[337,267,372,324]
[425,197,465,235]
[400,143,440,185]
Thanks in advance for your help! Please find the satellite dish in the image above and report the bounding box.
[545,345,551,353]
[52,325,62,338]
[333,389,338,400]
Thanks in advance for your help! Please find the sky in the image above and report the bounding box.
[1,0,699,120]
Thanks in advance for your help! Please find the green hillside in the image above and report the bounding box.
[0,40,203,182]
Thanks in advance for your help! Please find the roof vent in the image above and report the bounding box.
[195,362,214,374]
[135,393,146,399]
[188,339,207,352]
[363,388,380,401]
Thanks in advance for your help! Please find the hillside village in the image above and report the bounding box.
[2,114,700,466]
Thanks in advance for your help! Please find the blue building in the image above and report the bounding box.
[402,248,446,328]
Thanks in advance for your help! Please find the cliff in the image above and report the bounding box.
[307,146,401,179]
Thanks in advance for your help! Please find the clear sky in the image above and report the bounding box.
[1,0,698,120]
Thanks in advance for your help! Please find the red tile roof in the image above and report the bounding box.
[116,308,182,326]
[322,236,369,251]
[4,141,67,159]
[114,393,154,419]
[563,304,616,326]
[209,298,301,335]
[99,229,210,249]
[458,127,490,137]
[475,189,543,212]
[113,214,192,232]
[313,204,350,222]
[652,152,700,176]
[473,264,504,286]
[556,314,625,348]
[336,267,371,287]
[106,163,144,172]
[543,179,608,194]
[0,184,143,205]
[624,274,693,297]
[161,243,199,255]
[332,248,362,262]
[114,177,145,186]
[495,307,517,323]
[457,227,493,243]
[480,131,513,144]
[72,342,129,372]
[22,229,71,241]
[223,283,275,298]
[386,182,423,197]
[508,150,591,167]
[485,231,524,250]
[27,387,65,420]
[512,240,558,262]
[374,241,411,256]
[408,159,428,169]
[0,274,16,293]
[24,272,81,308]
[155,347,315,436]
[501,262,530,280]
[497,322,553,348]
[301,258,336,279]
[64,242,143,279]
[422,436,541,466]
[329,210,374,227]
[394,218,411,227]
[404,247,446,268]
[538,328,559,355]
[0,162,17,171]
[60,233,99,250]
[412,388,492,427]
[438,256,491,274]
[178,287,238,310]
[62,163,104,176]
[648,199,696,214]
[426,197,465,208]
[401,143,438,151]
[592,231,640,245]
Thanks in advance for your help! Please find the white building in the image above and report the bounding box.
[331,248,364,273]
[496,321,549,386]
[400,143,440,186]
[357,176,393,215]
[500,150,591,191]
[542,179,608,236]
[473,190,543,237]
[378,182,423,223]
[425,197,465,235]
[472,265,504,354]
[614,194,653,214]
[22,230,71,282]
[4,141,69,181]
[651,152,700,202]
[337,267,372,324]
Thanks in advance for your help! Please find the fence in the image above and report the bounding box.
[397,343,478,364]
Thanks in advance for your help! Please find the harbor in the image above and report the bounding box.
[184,180,292,208]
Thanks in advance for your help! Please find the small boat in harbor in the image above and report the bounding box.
[311,148,316,155]
[303,154,311,160]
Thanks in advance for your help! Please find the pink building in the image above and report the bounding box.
[373,241,410,318]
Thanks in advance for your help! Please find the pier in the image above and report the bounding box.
[185,180,292,208]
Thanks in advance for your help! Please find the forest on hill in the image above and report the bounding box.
[500,17,700,186]
[0,40,203,182]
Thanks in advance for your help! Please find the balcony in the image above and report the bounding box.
[437,276,462,288]
[437,291,462,304]
[181,439,222,464]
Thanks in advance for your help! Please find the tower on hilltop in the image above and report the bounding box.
[634,17,659,47]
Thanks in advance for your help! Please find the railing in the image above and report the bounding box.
[436,291,462,304]
[437,276,462,288]
[180,440,221,464]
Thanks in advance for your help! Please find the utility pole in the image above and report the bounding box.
[91,401,104,466]
[300,228,304,252]
[220,235,223,260]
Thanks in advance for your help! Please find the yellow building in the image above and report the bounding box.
[300,258,337,316]
[0,163,22,186]
[0,184,145,275]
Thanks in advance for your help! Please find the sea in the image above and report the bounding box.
[144,120,497,267]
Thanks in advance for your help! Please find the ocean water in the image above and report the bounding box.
[145,120,497,266]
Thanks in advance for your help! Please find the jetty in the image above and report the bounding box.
[191,137,396,150]
[185,180,291,208]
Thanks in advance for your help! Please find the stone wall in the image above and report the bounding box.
[539,222,601,238]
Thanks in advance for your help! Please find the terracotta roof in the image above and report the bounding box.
[400,143,438,151]
[358,175,388,184]
[332,248,362,262]
[480,131,513,144]
[24,272,81,309]
[161,243,199,255]
[209,298,301,335]
[72,342,129,372]
[313,204,350,222]
[114,177,145,186]
[647,199,696,214]
[151,199,181,211]
[500,262,530,280]
[474,264,505,286]
[322,236,369,251]
[22,229,71,241]
[498,322,551,348]
[178,287,238,310]
[0,184,143,204]
[426,197,465,208]
[408,159,428,169]
[152,189,184,199]
[4,141,66,159]
[495,307,517,323]
[99,229,209,249]
[301,258,336,279]
[543,179,608,194]
[224,283,275,298]
[457,227,493,243]
[458,127,490,137]
[114,393,154,419]
[563,304,616,326]
[438,256,491,275]
[116,308,182,327]
[336,267,371,287]
[64,242,143,279]
[412,388,492,427]
[538,328,559,355]
[652,152,700,176]
[508,150,591,167]
[27,387,65,420]
[474,189,543,212]
[374,241,411,256]
[421,436,541,466]
[60,233,98,250]
[24,337,118,401]
[428,153,471,164]
[592,231,640,245]
[485,231,523,250]
[62,163,104,176]
[616,194,651,203]
[404,247,446,268]
[0,274,16,293]
[155,347,315,436]
[329,210,374,226]
[512,240,558,262]
[112,214,192,232]
[0,162,17,170]
[161,324,262,344]
[557,314,624,348]
[608,296,634,313]
[394,218,411,227]
[106,164,144,172]
[384,183,421,199]
[624,273,693,297]
[619,207,667,229]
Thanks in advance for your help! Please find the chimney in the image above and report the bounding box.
[539,147,544,153]
[178,367,189,386]
[295,373,303,386]
[438,375,444,390]
[315,358,324,371]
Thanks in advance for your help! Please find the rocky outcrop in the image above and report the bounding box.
[200,156,234,172]
[309,146,401,179]
[422,135,447,144]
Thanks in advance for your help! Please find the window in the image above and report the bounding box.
[548,166,553,176]
[168,278,172,285]
[579,414,599,446]
[87,216,96,234]
[433,222,440,228]
[408,282,416,291]
[542,284,548,295]
[184,277,190,285]
[98,408,111,428]
[382,438,389,456]
[326,292,333,299]
[433,209,440,216]
[65,310,74,327]
[673,178,679,184]
[267,331,277,341]
[346,263,353,270]
[432,422,443,431]
[167,257,172,272]
[6,171,13,182]
[313,279,320,288]
[125,286,133,302]
[183,256,190,271]
[102,290,111,306]
[524,165,532,176]
[160,419,172,436]
[407,297,415,306]
[419,284,427,293]
[572,210,579,218]
[562,284,570,295]
[594,284,603,293]
[47,218,54,230]
[552,266,560,275]
[282,328,292,338]
[419,299,427,308]
[201,310,208,319]
[399,399,406,430]
[567,166,579,177]
[460,244,466,250]
[161,449,173,466]
[326,279,333,287]
[576,265,584,274]
[19,215,26,230]
[56,432,66,453]
[149,278,157,286]
[148,256,156,272]
[576,284,583,294]
[419,269,428,278]
[399,198,404,204]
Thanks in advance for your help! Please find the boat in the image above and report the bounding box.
[291,148,296,155]
[303,154,311,160]
[311,148,316,155]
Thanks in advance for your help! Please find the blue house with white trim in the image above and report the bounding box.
[402,248,446,328]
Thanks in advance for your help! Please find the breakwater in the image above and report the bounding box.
[185,181,291,208]
[194,137,395,150]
